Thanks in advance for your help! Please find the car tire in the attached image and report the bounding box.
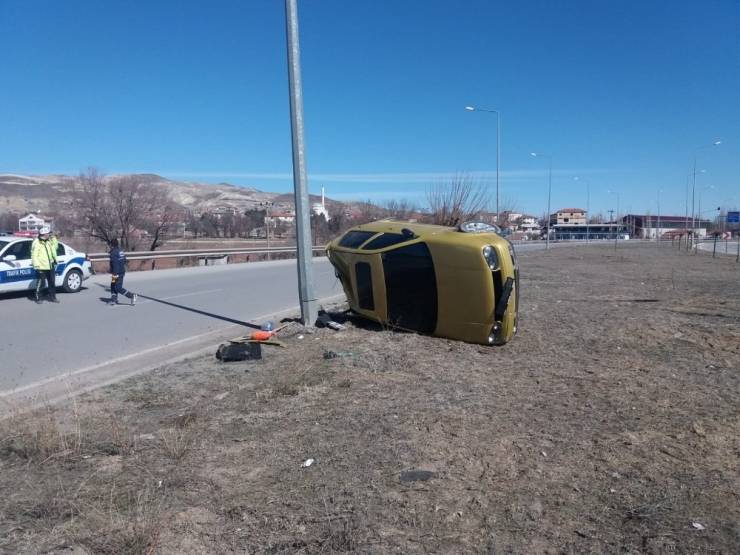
[63,269,83,293]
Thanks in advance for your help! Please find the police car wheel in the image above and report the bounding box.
[64,269,83,293]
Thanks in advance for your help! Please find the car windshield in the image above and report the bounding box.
[0,240,9,251]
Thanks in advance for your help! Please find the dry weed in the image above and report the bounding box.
[79,487,169,555]
[0,398,87,464]
[158,427,195,460]
[95,405,136,457]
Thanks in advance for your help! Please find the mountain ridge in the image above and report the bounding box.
[0,173,342,215]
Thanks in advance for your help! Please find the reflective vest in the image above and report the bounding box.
[31,237,58,271]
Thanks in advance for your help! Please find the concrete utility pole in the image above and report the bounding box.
[285,0,318,326]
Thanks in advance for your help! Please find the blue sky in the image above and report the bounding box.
[1,0,738,219]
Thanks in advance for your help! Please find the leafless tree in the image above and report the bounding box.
[69,168,180,251]
[380,199,419,221]
[356,200,384,224]
[425,172,489,227]
[0,211,19,232]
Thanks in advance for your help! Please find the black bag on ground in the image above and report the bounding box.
[216,342,262,361]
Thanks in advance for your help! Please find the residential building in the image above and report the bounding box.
[19,213,54,233]
[553,208,586,225]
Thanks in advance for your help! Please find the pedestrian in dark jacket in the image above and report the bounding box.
[108,238,137,306]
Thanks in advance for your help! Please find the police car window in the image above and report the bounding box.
[0,240,9,251]
[361,233,412,250]
[338,230,377,249]
[9,241,32,260]
[57,243,66,256]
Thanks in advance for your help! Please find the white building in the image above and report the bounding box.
[312,186,330,220]
[519,215,539,232]
[19,213,54,233]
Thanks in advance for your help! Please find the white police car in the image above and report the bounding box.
[0,236,93,295]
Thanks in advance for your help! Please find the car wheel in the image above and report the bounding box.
[63,269,83,293]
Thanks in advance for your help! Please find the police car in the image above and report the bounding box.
[0,236,93,295]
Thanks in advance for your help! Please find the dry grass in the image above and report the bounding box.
[1,243,739,554]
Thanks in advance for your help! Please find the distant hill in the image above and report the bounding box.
[0,173,345,216]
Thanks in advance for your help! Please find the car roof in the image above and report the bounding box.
[333,219,508,250]
[351,219,504,240]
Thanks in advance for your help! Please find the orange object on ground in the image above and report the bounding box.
[251,330,276,340]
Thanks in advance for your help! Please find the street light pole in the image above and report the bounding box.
[691,142,721,249]
[532,153,552,249]
[575,177,590,244]
[698,185,714,240]
[608,190,620,244]
[466,106,500,221]
[685,171,704,250]
[656,190,662,243]
[285,0,319,325]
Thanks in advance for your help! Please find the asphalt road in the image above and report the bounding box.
[0,258,344,402]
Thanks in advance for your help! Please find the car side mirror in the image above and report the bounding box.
[3,255,16,262]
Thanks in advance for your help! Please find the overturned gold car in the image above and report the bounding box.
[325,220,519,345]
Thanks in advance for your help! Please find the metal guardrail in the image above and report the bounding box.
[88,246,326,262]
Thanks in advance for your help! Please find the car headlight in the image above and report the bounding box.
[482,245,499,270]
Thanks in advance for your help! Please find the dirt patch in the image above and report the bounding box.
[2,243,739,554]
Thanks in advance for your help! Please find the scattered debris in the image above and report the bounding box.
[301,458,315,468]
[323,350,355,359]
[692,522,706,531]
[251,330,277,341]
[261,321,275,331]
[297,335,304,339]
[400,470,436,483]
[139,433,156,441]
[232,338,287,348]
[216,342,262,362]
[317,313,347,331]
[214,392,230,401]
[674,332,684,339]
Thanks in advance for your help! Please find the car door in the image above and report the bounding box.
[54,241,67,286]
[0,240,36,292]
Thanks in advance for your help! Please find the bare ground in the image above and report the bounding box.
[1,243,739,554]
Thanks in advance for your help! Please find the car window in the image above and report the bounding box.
[355,262,375,311]
[361,233,413,250]
[7,241,32,260]
[57,242,66,256]
[381,242,437,334]
[0,240,9,252]
[338,230,377,249]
